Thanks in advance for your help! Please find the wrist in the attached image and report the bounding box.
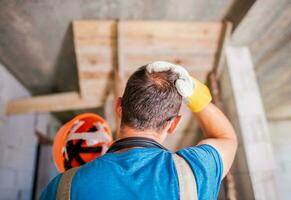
[187,78,212,113]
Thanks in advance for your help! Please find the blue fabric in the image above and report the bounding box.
[40,144,223,200]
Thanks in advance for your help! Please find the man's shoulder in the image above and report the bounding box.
[177,144,222,160]
[176,144,223,200]
[176,144,223,174]
[40,173,62,200]
[40,161,98,200]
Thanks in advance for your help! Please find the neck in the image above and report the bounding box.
[117,126,165,144]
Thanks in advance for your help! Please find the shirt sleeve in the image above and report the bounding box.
[40,174,62,200]
[177,144,223,200]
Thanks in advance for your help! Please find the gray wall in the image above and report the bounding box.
[0,63,57,200]
[268,120,291,200]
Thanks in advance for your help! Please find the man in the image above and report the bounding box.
[41,61,237,200]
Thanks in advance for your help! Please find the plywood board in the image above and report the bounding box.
[118,21,223,84]
[6,92,101,114]
[73,21,116,99]
[7,20,226,114]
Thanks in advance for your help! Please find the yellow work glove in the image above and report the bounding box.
[146,61,212,112]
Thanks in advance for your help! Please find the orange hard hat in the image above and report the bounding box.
[53,113,112,172]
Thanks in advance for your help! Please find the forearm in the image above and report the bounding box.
[195,103,237,142]
[195,103,238,177]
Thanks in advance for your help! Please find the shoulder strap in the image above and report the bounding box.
[55,155,197,200]
[56,167,79,200]
[172,154,198,200]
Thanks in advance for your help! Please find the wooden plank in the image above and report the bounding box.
[73,20,116,101]
[212,21,233,78]
[120,53,215,72]
[73,20,116,48]
[75,48,114,71]
[6,92,102,114]
[79,71,110,79]
[119,21,223,54]
[79,78,109,98]
[73,21,116,37]
[122,70,207,84]
[120,21,223,40]
[114,20,126,97]
[118,21,223,85]
[120,40,219,54]
[6,20,224,115]
[112,20,124,136]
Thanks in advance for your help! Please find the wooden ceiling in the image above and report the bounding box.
[6,1,290,121]
[6,20,229,115]
[0,0,256,122]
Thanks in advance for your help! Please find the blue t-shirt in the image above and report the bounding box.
[41,144,223,200]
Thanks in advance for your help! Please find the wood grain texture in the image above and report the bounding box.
[212,21,233,78]
[6,92,101,114]
[73,21,116,100]
[6,20,226,114]
[119,21,223,54]
[118,21,224,84]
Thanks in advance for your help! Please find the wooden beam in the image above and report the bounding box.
[118,21,224,83]
[119,21,223,54]
[212,21,232,78]
[112,20,124,137]
[6,20,225,115]
[114,20,125,98]
[6,92,101,114]
[73,20,116,101]
[121,53,215,72]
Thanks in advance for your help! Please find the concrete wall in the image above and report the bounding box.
[220,61,255,200]
[221,47,280,199]
[0,63,57,200]
[35,114,60,199]
[268,120,291,200]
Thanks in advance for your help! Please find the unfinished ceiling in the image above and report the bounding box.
[0,0,244,122]
[1,0,290,121]
[6,20,229,115]
[0,0,235,95]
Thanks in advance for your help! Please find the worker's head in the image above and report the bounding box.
[115,65,182,142]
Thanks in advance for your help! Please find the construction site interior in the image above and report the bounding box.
[0,0,290,199]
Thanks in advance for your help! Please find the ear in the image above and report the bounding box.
[167,115,182,134]
[115,97,122,119]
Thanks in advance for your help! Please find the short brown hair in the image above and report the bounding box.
[121,66,182,132]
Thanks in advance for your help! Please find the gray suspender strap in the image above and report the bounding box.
[56,167,79,200]
[56,156,197,200]
[172,154,198,200]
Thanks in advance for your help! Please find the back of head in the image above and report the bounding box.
[121,65,182,132]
